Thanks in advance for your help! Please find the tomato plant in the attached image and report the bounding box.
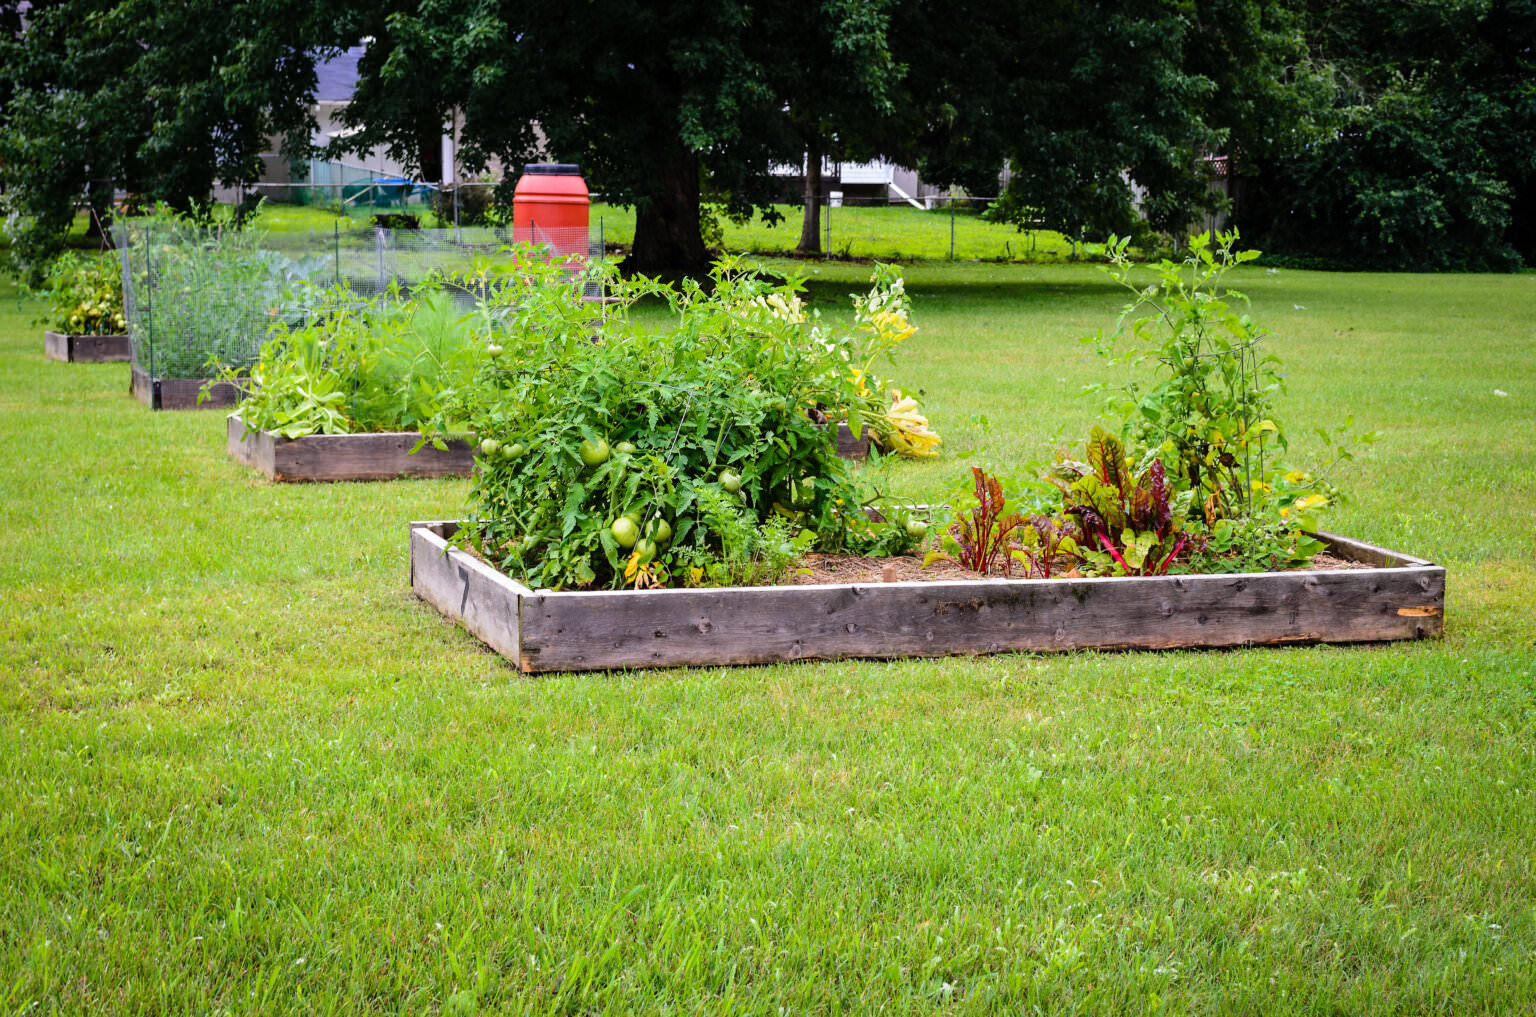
[30,252,126,335]
[444,251,922,589]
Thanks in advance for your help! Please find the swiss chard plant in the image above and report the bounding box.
[1049,427,1192,576]
[927,467,1031,576]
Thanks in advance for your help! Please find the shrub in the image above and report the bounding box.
[431,185,503,227]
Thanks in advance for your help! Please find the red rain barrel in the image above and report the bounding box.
[512,163,589,257]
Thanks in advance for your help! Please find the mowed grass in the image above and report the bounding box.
[245,200,1079,264]
[2,261,1534,1015]
[592,202,1078,263]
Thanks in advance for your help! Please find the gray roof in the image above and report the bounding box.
[314,48,363,103]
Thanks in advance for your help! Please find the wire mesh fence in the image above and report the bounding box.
[114,220,606,379]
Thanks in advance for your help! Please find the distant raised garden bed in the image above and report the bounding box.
[130,366,244,411]
[227,416,475,482]
[832,422,870,461]
[44,331,132,363]
[409,521,1445,673]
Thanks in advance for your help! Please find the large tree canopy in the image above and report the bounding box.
[335,0,906,274]
[4,0,1531,274]
[891,0,1336,241]
[1234,0,1536,270]
[0,0,328,274]
[340,0,1342,264]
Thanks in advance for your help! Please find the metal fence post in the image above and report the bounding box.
[949,196,956,261]
[824,194,831,258]
[145,224,156,379]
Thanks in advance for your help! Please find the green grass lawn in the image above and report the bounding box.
[591,202,1079,263]
[2,260,1534,1015]
[244,201,1079,263]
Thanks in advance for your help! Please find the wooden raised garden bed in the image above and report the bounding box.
[44,331,132,363]
[833,422,870,461]
[227,416,475,482]
[409,521,1445,673]
[130,366,244,411]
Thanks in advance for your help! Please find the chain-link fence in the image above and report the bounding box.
[806,193,1056,261]
[245,179,504,228]
[114,220,605,379]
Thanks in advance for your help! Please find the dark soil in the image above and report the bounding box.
[786,549,1372,586]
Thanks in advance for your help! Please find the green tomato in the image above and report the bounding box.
[486,343,504,358]
[479,438,501,457]
[718,470,742,494]
[611,517,640,548]
[614,441,637,455]
[622,509,642,526]
[500,442,524,460]
[635,538,657,563]
[578,438,610,467]
[649,518,672,545]
[904,519,928,540]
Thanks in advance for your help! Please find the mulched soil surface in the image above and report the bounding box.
[787,549,1373,586]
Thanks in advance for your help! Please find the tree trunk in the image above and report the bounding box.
[797,144,823,255]
[418,121,444,184]
[623,138,711,278]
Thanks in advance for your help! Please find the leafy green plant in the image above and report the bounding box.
[671,487,815,587]
[222,281,481,438]
[449,252,920,590]
[1049,426,1192,576]
[1085,230,1373,534]
[29,251,125,334]
[117,214,334,379]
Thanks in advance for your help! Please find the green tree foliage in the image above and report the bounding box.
[0,0,329,277]
[335,0,907,274]
[893,0,1299,240]
[1237,0,1536,270]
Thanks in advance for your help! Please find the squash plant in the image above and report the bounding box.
[446,252,922,590]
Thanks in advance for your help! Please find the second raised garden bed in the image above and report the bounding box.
[227,416,475,482]
[409,521,1445,673]
[130,366,244,411]
[44,331,132,363]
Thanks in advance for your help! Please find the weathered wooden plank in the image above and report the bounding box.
[227,418,277,478]
[409,520,1445,673]
[130,367,243,410]
[515,564,1444,671]
[226,417,475,482]
[44,331,132,362]
[1312,531,1431,568]
[836,422,871,461]
[409,522,525,659]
